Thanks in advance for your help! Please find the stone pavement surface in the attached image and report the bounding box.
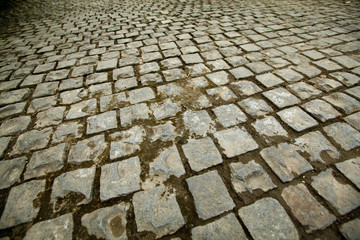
[0,0,360,239]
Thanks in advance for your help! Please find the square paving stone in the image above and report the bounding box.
[346,86,360,100]
[186,64,210,77]
[24,213,73,240]
[260,143,313,182]
[238,97,273,118]
[240,43,261,52]
[230,80,262,96]
[302,99,341,122]
[293,64,321,78]
[60,77,83,91]
[214,127,258,158]
[238,197,299,240]
[309,77,343,92]
[0,180,46,229]
[191,213,248,240]
[24,143,66,180]
[115,77,138,91]
[212,104,247,128]
[72,65,94,77]
[313,59,342,71]
[128,87,155,104]
[206,71,230,86]
[113,66,134,80]
[302,50,325,60]
[66,99,97,120]
[262,88,300,108]
[226,56,249,67]
[281,184,336,233]
[110,125,145,159]
[206,59,231,71]
[332,55,360,69]
[230,160,276,194]
[246,62,273,74]
[323,122,360,151]
[294,131,339,164]
[100,93,127,112]
[345,112,360,131]
[52,121,83,143]
[323,92,360,114]
[229,67,254,80]
[96,59,118,71]
[81,203,129,240]
[336,157,360,189]
[100,156,141,201]
[32,82,58,98]
[340,218,360,240]
[86,111,117,135]
[311,169,360,215]
[182,137,222,172]
[181,53,203,64]
[150,99,181,120]
[206,86,237,102]
[35,106,66,128]
[274,68,303,82]
[330,72,359,87]
[133,186,185,238]
[60,88,88,105]
[119,103,151,127]
[288,82,322,100]
[51,167,96,209]
[0,157,26,190]
[140,73,163,86]
[139,62,160,75]
[183,110,215,137]
[266,57,291,68]
[27,96,56,113]
[252,116,288,143]
[186,170,235,220]
[45,69,70,81]
[10,127,53,156]
[0,116,31,137]
[89,82,112,98]
[255,72,284,88]
[68,134,107,165]
[0,88,31,106]
[277,106,318,132]
[160,57,182,69]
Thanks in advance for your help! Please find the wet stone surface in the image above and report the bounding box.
[0,0,360,238]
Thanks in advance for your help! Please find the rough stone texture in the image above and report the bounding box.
[277,106,318,132]
[151,99,181,120]
[128,87,155,104]
[0,116,31,137]
[87,111,117,134]
[260,143,313,182]
[238,198,299,240]
[182,137,222,172]
[24,143,66,180]
[191,213,248,240]
[51,167,96,208]
[323,122,360,151]
[0,157,26,190]
[336,157,360,189]
[345,112,360,131]
[68,134,107,165]
[35,106,66,128]
[311,169,360,215]
[229,67,254,79]
[52,121,83,143]
[133,186,185,238]
[214,127,258,158]
[206,71,230,86]
[252,116,288,142]
[186,170,235,220]
[100,93,127,112]
[263,88,301,108]
[81,203,129,240]
[24,214,73,240]
[281,184,336,232]
[212,104,247,127]
[0,137,11,157]
[302,99,341,122]
[119,103,151,127]
[100,157,141,201]
[183,110,215,137]
[340,218,360,240]
[289,82,322,100]
[330,72,360,87]
[0,180,46,229]
[238,97,273,117]
[0,102,26,119]
[66,99,97,120]
[322,92,360,114]
[0,88,31,106]
[230,160,276,194]
[110,126,145,159]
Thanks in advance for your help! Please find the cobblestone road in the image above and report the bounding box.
[0,0,360,239]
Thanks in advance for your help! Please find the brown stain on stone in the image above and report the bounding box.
[109,215,125,238]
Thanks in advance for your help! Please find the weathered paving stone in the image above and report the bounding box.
[72,65,94,77]
[113,66,134,80]
[150,121,180,142]
[89,82,112,98]
[183,110,215,137]
[332,56,360,69]
[51,167,96,209]
[330,72,360,87]
[59,77,83,91]
[81,203,129,240]
[191,213,248,240]
[293,64,321,78]
[160,57,182,69]
[24,143,66,180]
[52,121,83,143]
[0,88,31,106]
[66,99,97,120]
[35,106,66,128]
[21,74,45,87]
[68,134,107,165]
[230,160,276,194]
[226,56,249,67]
[27,96,56,113]
[340,218,360,240]
[206,86,237,102]
[323,122,360,151]
[115,77,138,91]
[45,69,70,81]
[182,137,222,172]
[260,143,313,182]
[133,186,185,238]
[187,170,235,220]
[288,82,322,99]
[206,71,230,86]
[281,184,336,233]
[239,197,299,240]
[32,82,58,98]
[246,61,273,74]
[309,77,343,92]
[346,86,360,100]
[229,66,254,79]
[0,115,31,137]
[302,50,325,60]
[274,68,303,82]
[214,126,258,158]
[231,80,262,96]
[86,73,108,86]
[0,180,46,229]
[33,62,56,74]
[60,88,88,104]
[252,116,288,142]
[262,88,300,108]
[238,97,273,117]
[277,106,318,132]
[186,63,210,76]
[96,59,118,71]
[345,112,360,131]
[87,111,117,135]
[149,145,185,181]
[163,68,187,82]
[294,131,339,164]
[151,99,181,120]
[140,73,163,85]
[100,93,127,112]
[100,157,141,201]
[139,62,160,75]
[336,157,360,189]
[302,99,341,122]
[206,59,231,71]
[10,127,53,156]
[323,92,360,114]
[110,125,145,159]
[24,213,73,240]
[212,104,247,128]
[311,169,360,215]
[313,59,342,71]
[119,103,151,127]
[0,157,26,190]
[128,87,155,104]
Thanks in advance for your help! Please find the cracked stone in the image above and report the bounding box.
[0,157,26,190]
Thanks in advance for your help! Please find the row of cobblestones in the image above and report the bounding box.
[0,0,360,239]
